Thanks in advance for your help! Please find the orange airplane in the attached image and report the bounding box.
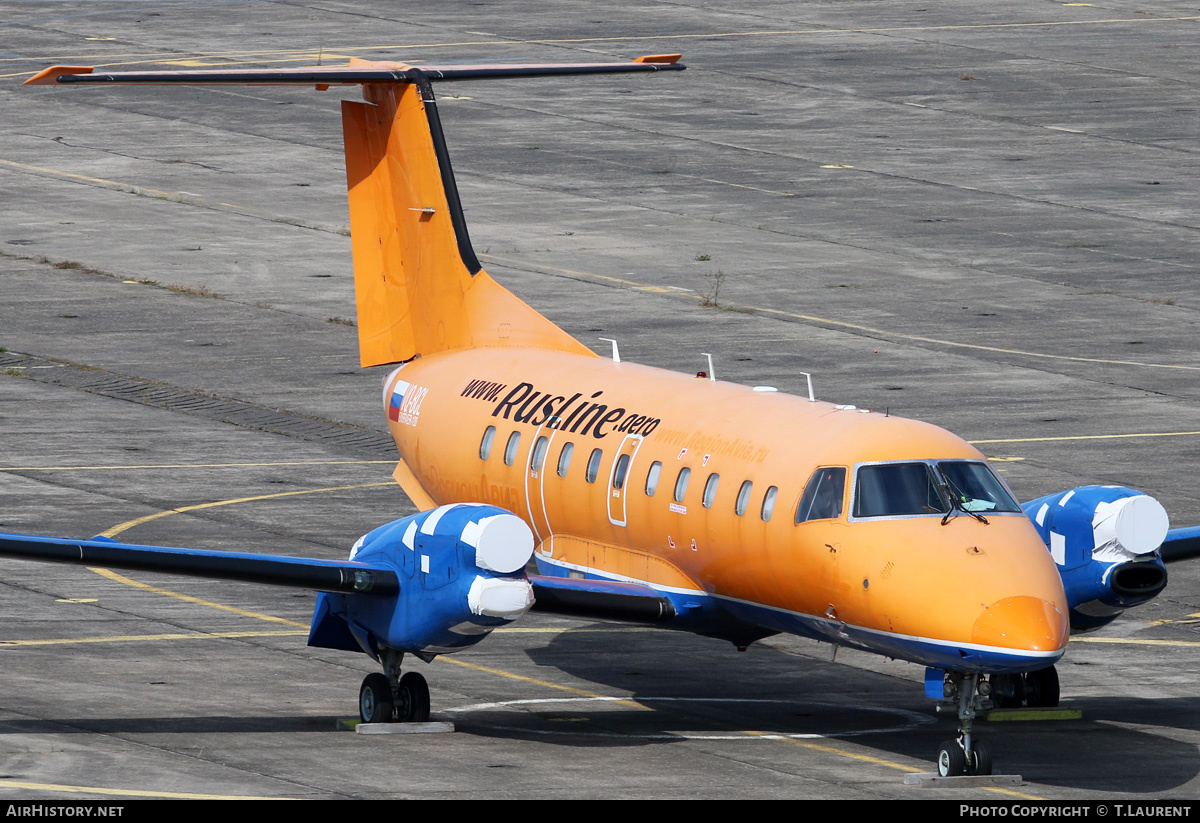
[5,56,1195,779]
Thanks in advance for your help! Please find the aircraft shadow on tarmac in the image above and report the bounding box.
[452,624,1200,791]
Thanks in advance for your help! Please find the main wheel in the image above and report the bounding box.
[1024,666,1060,708]
[937,739,966,777]
[359,672,394,723]
[967,739,993,776]
[396,671,430,723]
[990,673,1024,709]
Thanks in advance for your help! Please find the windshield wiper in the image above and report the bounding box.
[939,475,989,526]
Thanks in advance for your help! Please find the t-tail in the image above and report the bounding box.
[26,55,685,366]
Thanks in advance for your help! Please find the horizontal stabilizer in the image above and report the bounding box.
[0,531,398,596]
[1160,525,1200,563]
[24,56,684,87]
[530,575,676,623]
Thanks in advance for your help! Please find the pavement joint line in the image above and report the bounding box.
[0,350,395,456]
[481,255,1200,372]
[6,156,1194,379]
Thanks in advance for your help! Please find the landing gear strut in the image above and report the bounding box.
[358,649,431,723]
[937,672,993,777]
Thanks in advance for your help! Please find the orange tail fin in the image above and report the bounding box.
[342,67,591,366]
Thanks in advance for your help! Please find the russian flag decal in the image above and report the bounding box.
[388,380,410,423]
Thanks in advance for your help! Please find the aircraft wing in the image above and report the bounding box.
[24,56,684,87]
[1160,526,1200,563]
[0,531,398,595]
[528,575,676,624]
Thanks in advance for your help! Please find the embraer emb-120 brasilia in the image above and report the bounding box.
[6,56,1200,778]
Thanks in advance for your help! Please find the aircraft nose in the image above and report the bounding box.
[971,596,1068,653]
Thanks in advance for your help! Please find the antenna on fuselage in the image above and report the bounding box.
[701,353,716,382]
[598,338,621,363]
[798,372,816,402]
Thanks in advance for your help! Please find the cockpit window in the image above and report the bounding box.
[852,460,1021,519]
[853,462,947,518]
[937,461,1021,513]
[795,467,845,523]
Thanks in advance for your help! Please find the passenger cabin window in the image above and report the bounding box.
[674,467,691,503]
[735,481,753,516]
[853,462,945,517]
[761,485,778,522]
[531,435,549,473]
[645,461,662,496]
[479,426,496,460]
[796,467,846,524]
[504,431,521,467]
[586,448,603,483]
[557,442,574,477]
[613,453,631,491]
[702,473,719,509]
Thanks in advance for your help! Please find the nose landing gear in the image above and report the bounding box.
[937,672,993,777]
[358,649,431,724]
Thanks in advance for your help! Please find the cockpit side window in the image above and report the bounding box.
[795,467,846,524]
[853,462,946,518]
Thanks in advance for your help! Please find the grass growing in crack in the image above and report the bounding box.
[700,269,727,308]
[167,283,221,298]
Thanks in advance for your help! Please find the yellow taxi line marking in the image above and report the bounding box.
[0,630,305,647]
[0,159,177,198]
[983,786,1048,799]
[483,254,1200,372]
[98,482,393,538]
[750,734,1038,797]
[440,657,648,710]
[1070,636,1200,648]
[86,569,309,627]
[489,633,662,638]
[78,483,1049,787]
[0,460,393,472]
[0,779,283,800]
[0,628,637,647]
[9,625,1183,649]
[76,483,392,621]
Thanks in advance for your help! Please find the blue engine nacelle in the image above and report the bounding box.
[1022,486,1169,631]
[307,503,535,659]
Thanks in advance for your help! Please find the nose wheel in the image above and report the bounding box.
[358,649,431,724]
[937,736,992,777]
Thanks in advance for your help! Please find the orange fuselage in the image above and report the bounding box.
[384,346,1069,671]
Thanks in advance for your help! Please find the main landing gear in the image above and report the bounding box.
[359,649,431,724]
[990,667,1060,709]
